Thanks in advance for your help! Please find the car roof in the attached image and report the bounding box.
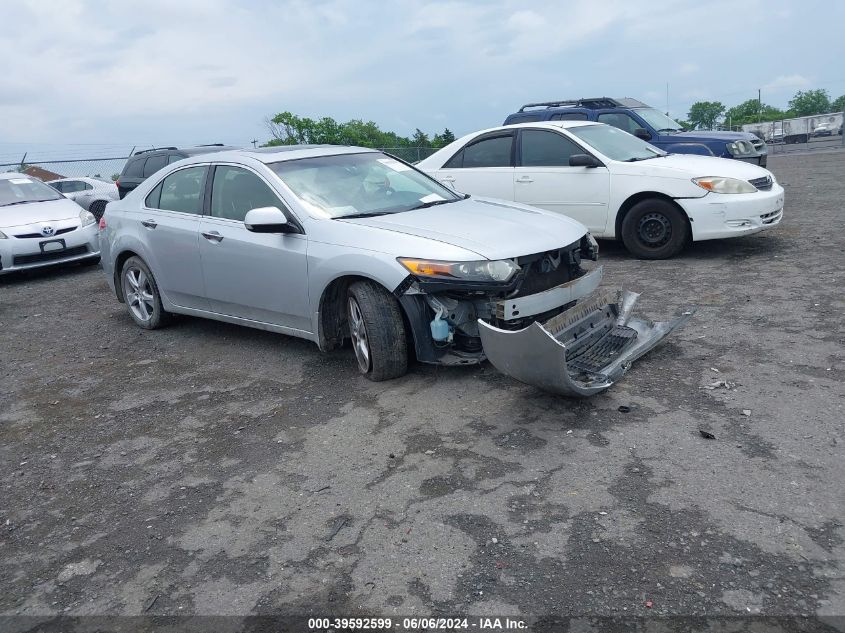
[1,172,30,181]
[174,144,379,166]
[466,121,599,137]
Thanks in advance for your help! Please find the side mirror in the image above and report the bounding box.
[244,206,291,233]
[633,128,652,141]
[569,154,602,168]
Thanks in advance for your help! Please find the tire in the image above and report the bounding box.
[620,199,690,260]
[120,256,170,329]
[89,200,107,221]
[346,280,408,381]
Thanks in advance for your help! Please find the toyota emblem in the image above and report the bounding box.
[41,225,55,237]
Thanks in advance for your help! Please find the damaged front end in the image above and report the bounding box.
[395,234,692,396]
[478,288,694,397]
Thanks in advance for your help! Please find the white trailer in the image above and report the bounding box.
[742,112,843,144]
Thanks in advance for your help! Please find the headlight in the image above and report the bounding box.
[0,230,7,239]
[692,177,757,194]
[79,209,96,226]
[727,140,754,156]
[398,257,519,282]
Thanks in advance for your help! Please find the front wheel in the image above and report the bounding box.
[620,199,689,260]
[120,256,170,329]
[347,281,408,381]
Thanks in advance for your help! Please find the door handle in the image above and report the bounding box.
[440,175,455,182]
[202,231,223,243]
[515,176,534,183]
[141,219,157,228]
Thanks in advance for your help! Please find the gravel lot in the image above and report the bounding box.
[1,150,843,624]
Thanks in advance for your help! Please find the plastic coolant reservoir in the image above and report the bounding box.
[430,308,451,342]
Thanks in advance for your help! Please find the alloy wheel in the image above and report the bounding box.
[347,296,371,373]
[124,267,155,322]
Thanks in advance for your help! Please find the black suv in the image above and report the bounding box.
[116,144,239,199]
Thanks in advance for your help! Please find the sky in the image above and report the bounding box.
[1,0,844,162]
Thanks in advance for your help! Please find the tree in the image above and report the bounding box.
[724,99,786,128]
[788,89,831,117]
[832,95,845,112]
[687,101,726,130]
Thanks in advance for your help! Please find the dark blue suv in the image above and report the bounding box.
[504,97,767,167]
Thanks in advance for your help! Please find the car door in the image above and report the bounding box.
[513,128,611,233]
[431,131,515,200]
[133,165,209,310]
[198,164,310,332]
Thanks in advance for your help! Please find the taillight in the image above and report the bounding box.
[98,217,107,230]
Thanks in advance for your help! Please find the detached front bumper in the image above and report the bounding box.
[478,288,694,397]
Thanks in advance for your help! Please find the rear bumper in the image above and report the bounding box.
[0,224,100,274]
[479,289,694,397]
[679,185,784,241]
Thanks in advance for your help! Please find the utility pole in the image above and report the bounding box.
[251,139,259,148]
[758,88,762,123]
[666,82,669,115]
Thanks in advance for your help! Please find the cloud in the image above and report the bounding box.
[763,74,812,91]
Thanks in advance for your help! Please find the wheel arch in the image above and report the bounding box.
[316,274,413,355]
[112,249,142,303]
[614,192,691,242]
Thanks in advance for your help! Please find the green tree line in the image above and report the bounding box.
[265,111,455,149]
[685,89,845,130]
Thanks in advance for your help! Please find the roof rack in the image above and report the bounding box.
[194,143,225,147]
[518,97,627,112]
[134,146,178,155]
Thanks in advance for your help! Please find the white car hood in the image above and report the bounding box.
[0,198,82,229]
[340,197,587,260]
[615,154,772,180]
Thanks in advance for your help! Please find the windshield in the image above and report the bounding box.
[634,108,683,132]
[0,176,65,207]
[569,125,666,162]
[269,152,462,219]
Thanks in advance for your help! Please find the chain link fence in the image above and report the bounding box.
[0,146,441,182]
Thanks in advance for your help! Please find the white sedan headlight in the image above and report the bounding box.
[692,177,757,194]
[79,209,96,226]
[398,257,519,282]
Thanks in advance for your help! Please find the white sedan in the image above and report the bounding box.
[417,121,784,259]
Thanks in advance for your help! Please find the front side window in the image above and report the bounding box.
[62,180,87,193]
[447,135,513,168]
[49,181,66,193]
[597,112,643,134]
[520,130,584,167]
[150,166,206,214]
[270,152,461,219]
[0,176,64,208]
[210,166,281,222]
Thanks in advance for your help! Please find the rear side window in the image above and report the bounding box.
[551,112,588,121]
[122,158,145,179]
[520,130,584,167]
[49,181,65,193]
[150,166,207,214]
[210,166,280,222]
[507,113,544,124]
[446,135,513,168]
[143,154,167,177]
[168,153,187,164]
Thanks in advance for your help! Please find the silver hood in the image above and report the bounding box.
[339,197,588,260]
[0,198,83,229]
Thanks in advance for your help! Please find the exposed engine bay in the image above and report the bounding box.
[396,233,693,396]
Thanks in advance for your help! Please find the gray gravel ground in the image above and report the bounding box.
[1,150,843,624]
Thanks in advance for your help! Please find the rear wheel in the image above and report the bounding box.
[621,199,689,260]
[120,256,170,329]
[347,280,408,381]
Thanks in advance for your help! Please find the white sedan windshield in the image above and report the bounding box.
[269,152,462,219]
[569,125,667,162]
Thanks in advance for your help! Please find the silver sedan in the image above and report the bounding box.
[0,173,101,275]
[99,146,689,395]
